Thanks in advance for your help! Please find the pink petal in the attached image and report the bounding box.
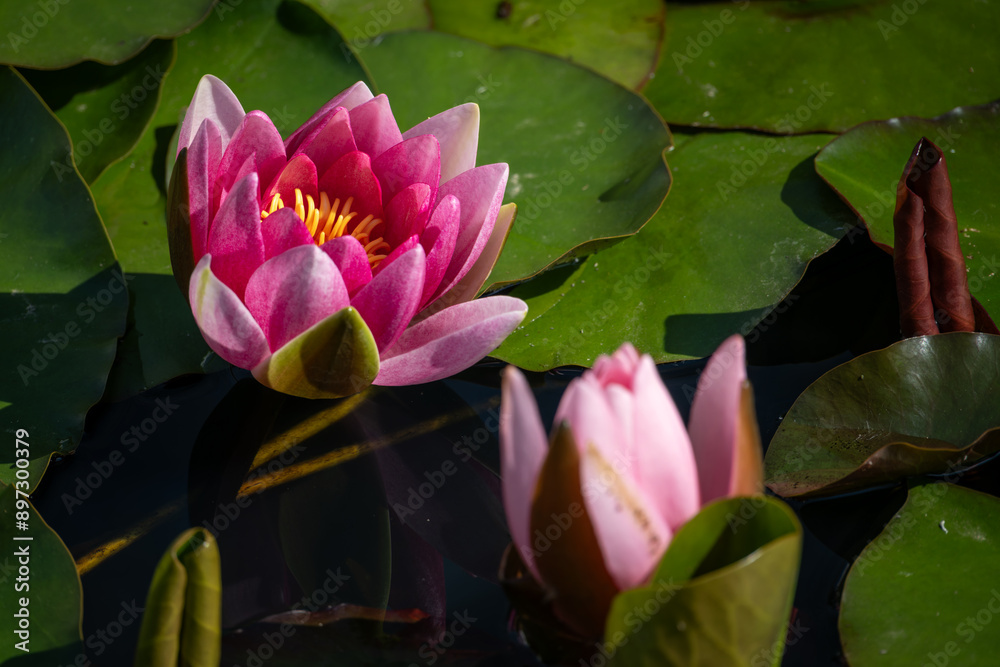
[261,207,314,261]
[217,110,287,197]
[320,235,373,297]
[207,172,265,300]
[689,335,749,504]
[592,343,641,389]
[579,443,671,590]
[383,183,431,249]
[178,75,245,154]
[371,134,441,208]
[318,151,384,223]
[244,244,349,351]
[374,234,420,277]
[499,366,548,582]
[418,195,460,309]
[553,375,622,464]
[294,107,358,178]
[349,94,403,159]
[425,202,515,310]
[284,81,374,156]
[188,254,269,369]
[374,296,527,386]
[265,153,318,208]
[403,103,480,184]
[631,354,701,531]
[186,118,223,261]
[352,243,426,351]
[435,163,508,293]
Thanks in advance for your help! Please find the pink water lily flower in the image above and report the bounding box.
[500,336,763,637]
[167,76,527,398]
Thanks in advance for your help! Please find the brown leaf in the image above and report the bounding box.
[894,137,976,336]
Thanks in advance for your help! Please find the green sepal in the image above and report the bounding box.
[253,306,380,399]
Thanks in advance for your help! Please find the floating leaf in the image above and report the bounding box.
[840,483,1000,666]
[765,333,1000,499]
[20,39,175,184]
[816,102,1000,322]
[645,0,1000,132]
[298,0,430,43]
[605,495,801,667]
[0,66,126,487]
[0,483,83,664]
[357,30,672,286]
[428,0,664,89]
[0,0,213,68]
[494,132,856,369]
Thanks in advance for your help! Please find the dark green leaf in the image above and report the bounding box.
[494,132,856,369]
[20,40,175,184]
[840,483,1000,666]
[358,30,672,286]
[428,0,664,88]
[605,496,801,667]
[298,0,430,41]
[0,66,126,487]
[0,483,83,663]
[0,0,214,68]
[646,0,1000,132]
[765,333,1000,498]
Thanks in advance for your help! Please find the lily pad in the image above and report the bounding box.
[428,0,664,89]
[840,483,1000,666]
[645,0,1000,132]
[88,0,368,394]
[19,39,175,184]
[0,66,126,488]
[0,483,83,663]
[764,333,1000,499]
[605,495,801,667]
[299,0,430,45]
[357,30,672,287]
[815,102,1000,321]
[494,131,856,369]
[0,0,214,68]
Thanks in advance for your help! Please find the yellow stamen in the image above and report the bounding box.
[261,188,390,267]
[294,189,305,221]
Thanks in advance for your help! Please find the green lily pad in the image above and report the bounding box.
[89,0,368,395]
[0,66,126,488]
[19,39,175,184]
[0,483,83,663]
[605,495,801,667]
[645,0,1000,132]
[299,0,430,46]
[134,527,222,667]
[0,0,213,68]
[840,483,1000,666]
[428,0,663,89]
[764,333,1000,499]
[815,102,1000,321]
[494,131,856,369]
[357,30,672,287]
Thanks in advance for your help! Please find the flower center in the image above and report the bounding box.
[261,188,391,267]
